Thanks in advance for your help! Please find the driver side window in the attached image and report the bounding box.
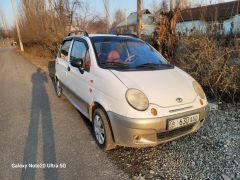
[70,40,91,71]
[60,40,71,60]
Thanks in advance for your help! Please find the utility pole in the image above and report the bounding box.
[11,0,24,51]
[137,0,142,38]
[125,9,128,32]
[169,0,173,10]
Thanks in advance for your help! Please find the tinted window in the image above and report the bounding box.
[60,40,71,60]
[70,40,91,71]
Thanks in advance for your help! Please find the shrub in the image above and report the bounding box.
[174,35,240,103]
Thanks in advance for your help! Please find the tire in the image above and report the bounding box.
[55,78,62,97]
[93,108,116,151]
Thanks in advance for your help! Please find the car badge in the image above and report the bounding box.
[176,98,183,103]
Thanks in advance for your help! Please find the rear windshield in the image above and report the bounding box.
[90,36,173,71]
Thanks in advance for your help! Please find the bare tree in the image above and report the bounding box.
[13,0,102,56]
[111,9,125,31]
[74,2,98,31]
[17,0,72,54]
[153,7,180,61]
[103,0,110,33]
[48,0,54,18]
[69,0,81,31]
[151,0,161,16]
[0,10,9,39]
[161,0,169,12]
[175,0,189,9]
[88,17,108,33]
[0,10,8,30]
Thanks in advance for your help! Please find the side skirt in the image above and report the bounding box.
[61,82,90,119]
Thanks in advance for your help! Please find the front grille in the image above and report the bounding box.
[169,106,193,113]
[157,124,195,140]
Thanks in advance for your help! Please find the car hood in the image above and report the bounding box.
[110,68,197,107]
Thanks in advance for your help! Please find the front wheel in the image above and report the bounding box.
[93,108,116,151]
[55,78,62,97]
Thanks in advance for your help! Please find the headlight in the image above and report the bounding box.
[193,81,205,99]
[126,89,149,111]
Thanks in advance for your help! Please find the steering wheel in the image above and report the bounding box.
[98,52,108,58]
[98,53,108,62]
[124,54,137,63]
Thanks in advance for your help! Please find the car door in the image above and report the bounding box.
[67,38,94,116]
[55,39,72,86]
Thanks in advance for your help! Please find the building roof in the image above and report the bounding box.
[179,1,240,22]
[116,9,154,28]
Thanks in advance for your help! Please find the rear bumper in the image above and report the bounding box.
[107,106,208,147]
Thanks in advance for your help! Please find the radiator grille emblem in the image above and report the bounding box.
[176,98,183,103]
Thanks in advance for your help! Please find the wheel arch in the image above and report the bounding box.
[89,101,115,142]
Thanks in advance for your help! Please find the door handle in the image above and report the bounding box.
[67,66,71,71]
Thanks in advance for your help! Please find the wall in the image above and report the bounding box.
[235,15,240,32]
[177,15,240,35]
[176,20,207,34]
[142,25,155,36]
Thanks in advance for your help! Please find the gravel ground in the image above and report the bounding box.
[107,104,240,180]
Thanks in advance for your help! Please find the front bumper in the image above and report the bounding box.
[107,106,207,147]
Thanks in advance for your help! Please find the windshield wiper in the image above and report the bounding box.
[136,63,161,68]
[100,61,129,67]
[136,63,173,69]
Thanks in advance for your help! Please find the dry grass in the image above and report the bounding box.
[175,35,240,103]
[20,48,54,75]
[13,0,107,58]
[151,7,240,103]
[153,8,181,62]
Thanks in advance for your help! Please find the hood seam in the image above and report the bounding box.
[109,70,128,88]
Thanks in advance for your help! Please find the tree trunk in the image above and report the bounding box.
[137,0,142,37]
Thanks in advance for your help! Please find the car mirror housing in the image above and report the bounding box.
[70,58,84,74]
[70,58,83,67]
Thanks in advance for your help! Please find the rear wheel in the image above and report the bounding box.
[93,108,116,151]
[55,78,62,97]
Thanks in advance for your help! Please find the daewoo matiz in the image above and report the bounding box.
[55,31,208,150]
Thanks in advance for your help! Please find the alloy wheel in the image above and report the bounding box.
[93,114,105,145]
[56,80,62,96]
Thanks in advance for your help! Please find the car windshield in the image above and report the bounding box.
[90,36,173,71]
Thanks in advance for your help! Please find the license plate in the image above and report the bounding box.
[168,114,199,130]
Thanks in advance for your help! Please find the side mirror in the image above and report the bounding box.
[70,58,83,68]
[70,58,84,74]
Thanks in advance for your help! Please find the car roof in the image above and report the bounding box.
[64,34,138,41]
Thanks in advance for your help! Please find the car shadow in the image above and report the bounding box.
[21,68,58,180]
[78,112,96,136]
[47,60,56,91]
[48,60,95,137]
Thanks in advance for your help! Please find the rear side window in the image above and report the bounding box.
[60,40,71,60]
